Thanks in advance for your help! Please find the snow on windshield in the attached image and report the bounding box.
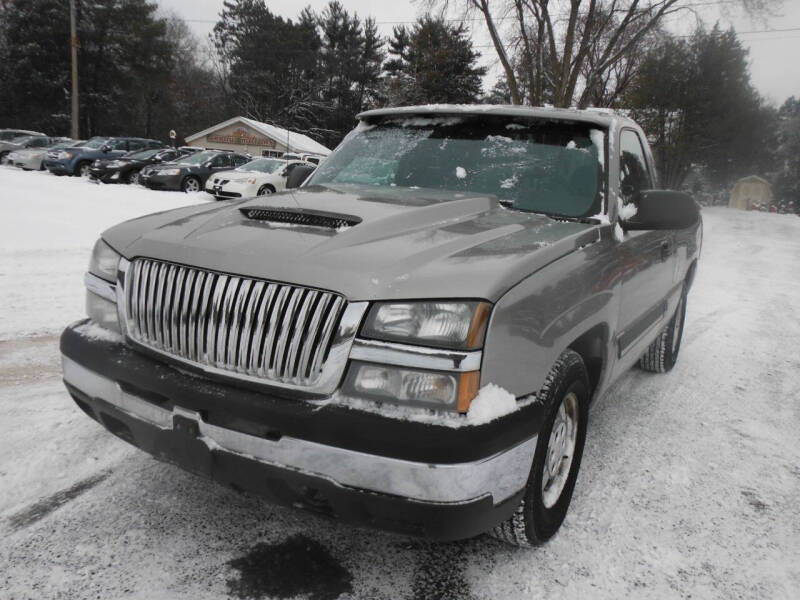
[309,118,606,219]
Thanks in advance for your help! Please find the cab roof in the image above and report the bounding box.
[357,104,637,130]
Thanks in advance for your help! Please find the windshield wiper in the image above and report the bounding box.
[498,200,603,225]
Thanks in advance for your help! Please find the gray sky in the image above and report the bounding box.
[159,0,799,105]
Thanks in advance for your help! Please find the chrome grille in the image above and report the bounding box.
[123,258,347,387]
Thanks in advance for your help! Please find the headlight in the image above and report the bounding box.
[160,168,181,176]
[247,177,257,184]
[106,160,123,168]
[58,151,73,159]
[342,361,479,411]
[88,238,121,282]
[361,301,491,349]
[8,152,18,159]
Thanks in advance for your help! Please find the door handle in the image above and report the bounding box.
[660,240,672,261]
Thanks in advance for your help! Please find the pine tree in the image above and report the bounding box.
[381,16,485,107]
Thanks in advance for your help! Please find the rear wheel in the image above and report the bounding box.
[639,292,686,373]
[491,349,590,546]
[182,176,201,193]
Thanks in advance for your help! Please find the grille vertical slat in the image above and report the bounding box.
[297,293,331,380]
[205,274,229,364]
[177,268,195,356]
[124,259,346,388]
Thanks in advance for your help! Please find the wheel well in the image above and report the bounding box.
[259,183,276,192]
[568,323,608,397]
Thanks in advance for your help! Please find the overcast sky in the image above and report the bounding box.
[159,0,799,106]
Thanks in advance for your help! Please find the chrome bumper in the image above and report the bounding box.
[62,356,535,505]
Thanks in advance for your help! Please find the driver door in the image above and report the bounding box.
[613,129,679,371]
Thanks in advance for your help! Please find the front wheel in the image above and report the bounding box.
[257,184,275,196]
[182,176,201,193]
[492,349,590,546]
[76,162,91,177]
[639,292,686,373]
[127,169,140,185]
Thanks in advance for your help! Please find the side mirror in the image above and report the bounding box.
[286,165,316,189]
[101,144,111,153]
[622,190,700,231]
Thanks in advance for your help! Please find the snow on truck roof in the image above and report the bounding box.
[357,104,636,129]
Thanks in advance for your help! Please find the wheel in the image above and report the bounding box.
[127,169,140,185]
[257,184,275,196]
[492,349,590,546]
[76,162,91,177]
[182,176,201,193]
[639,291,686,373]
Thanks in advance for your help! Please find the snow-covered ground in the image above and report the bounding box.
[0,168,799,599]
[0,168,210,340]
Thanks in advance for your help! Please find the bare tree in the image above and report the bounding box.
[426,0,779,107]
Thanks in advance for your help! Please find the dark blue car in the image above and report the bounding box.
[44,136,164,177]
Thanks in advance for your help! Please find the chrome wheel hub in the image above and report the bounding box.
[185,179,199,192]
[541,391,579,508]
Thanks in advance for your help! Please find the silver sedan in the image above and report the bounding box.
[6,140,80,170]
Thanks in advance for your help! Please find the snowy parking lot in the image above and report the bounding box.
[0,167,798,599]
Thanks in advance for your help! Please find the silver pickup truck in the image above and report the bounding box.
[61,105,701,545]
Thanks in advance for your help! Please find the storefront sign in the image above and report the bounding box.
[207,126,276,148]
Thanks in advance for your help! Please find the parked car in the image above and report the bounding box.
[44,136,165,177]
[62,105,701,545]
[6,139,82,170]
[0,128,45,141]
[281,152,326,165]
[205,158,315,199]
[139,149,251,192]
[0,135,67,163]
[89,147,196,184]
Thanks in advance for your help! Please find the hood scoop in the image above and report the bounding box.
[239,206,362,229]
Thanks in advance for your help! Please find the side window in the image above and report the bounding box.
[619,130,652,202]
[212,155,232,168]
[110,139,128,151]
[128,140,146,151]
[30,138,48,147]
[233,155,249,167]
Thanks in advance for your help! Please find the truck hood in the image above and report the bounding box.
[102,184,599,302]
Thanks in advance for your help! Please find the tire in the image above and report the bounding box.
[182,176,201,193]
[127,169,140,185]
[639,291,687,373]
[257,184,275,196]
[76,162,91,177]
[491,349,590,546]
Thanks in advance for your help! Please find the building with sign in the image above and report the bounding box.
[184,116,331,159]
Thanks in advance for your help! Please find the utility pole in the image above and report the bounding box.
[69,0,79,139]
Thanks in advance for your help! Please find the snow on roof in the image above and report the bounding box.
[357,104,638,129]
[185,116,330,156]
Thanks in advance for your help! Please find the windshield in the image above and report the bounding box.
[46,141,75,150]
[82,137,110,149]
[0,131,26,141]
[177,150,218,165]
[125,148,160,160]
[238,158,285,173]
[10,136,35,145]
[308,117,606,218]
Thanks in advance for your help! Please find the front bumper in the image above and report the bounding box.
[61,321,540,540]
[206,179,259,199]
[44,159,74,174]
[89,166,121,183]
[141,172,183,190]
